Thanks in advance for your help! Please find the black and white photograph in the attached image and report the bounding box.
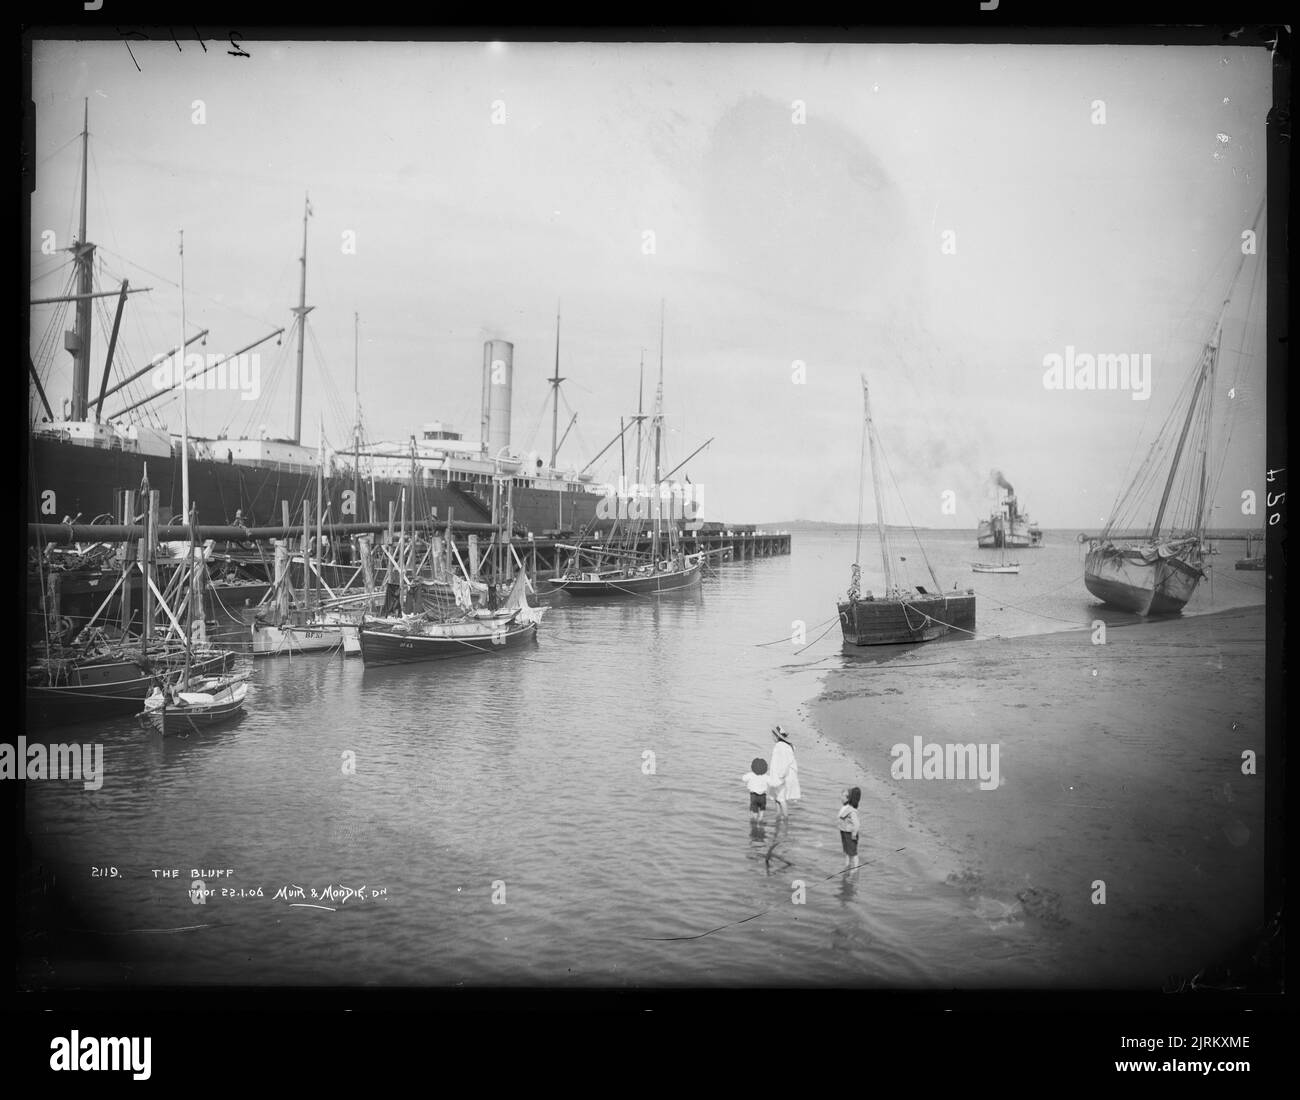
[14,21,1284,1051]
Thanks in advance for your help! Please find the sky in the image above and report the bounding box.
[28,39,1271,528]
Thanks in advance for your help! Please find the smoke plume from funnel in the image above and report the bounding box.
[991,469,1014,495]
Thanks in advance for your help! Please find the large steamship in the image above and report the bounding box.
[28,107,611,538]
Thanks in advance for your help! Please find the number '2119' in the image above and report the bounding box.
[117,27,250,71]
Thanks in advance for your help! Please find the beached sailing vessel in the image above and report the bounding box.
[838,378,976,645]
[1083,201,1263,616]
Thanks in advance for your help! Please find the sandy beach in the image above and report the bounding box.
[810,604,1267,988]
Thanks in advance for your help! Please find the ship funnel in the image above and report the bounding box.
[481,339,514,457]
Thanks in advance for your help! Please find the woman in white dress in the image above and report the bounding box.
[768,725,801,818]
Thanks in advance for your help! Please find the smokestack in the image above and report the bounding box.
[991,469,1014,495]
[483,339,514,458]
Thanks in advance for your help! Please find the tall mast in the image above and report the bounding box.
[1151,327,1217,539]
[291,193,314,445]
[1152,195,1263,539]
[178,230,190,535]
[353,312,360,520]
[635,351,644,488]
[549,301,564,470]
[179,229,193,687]
[862,379,893,592]
[316,413,325,605]
[652,302,665,565]
[69,99,95,421]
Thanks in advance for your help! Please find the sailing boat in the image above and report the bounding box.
[142,232,250,731]
[550,304,708,596]
[971,530,1020,574]
[838,378,976,645]
[248,421,350,656]
[1083,202,1263,615]
[357,570,544,666]
[971,556,1020,575]
[356,431,546,666]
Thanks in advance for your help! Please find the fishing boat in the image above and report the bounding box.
[549,550,705,596]
[357,572,544,666]
[550,304,712,596]
[140,232,251,731]
[1084,202,1263,615]
[838,378,976,646]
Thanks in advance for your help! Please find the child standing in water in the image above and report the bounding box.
[743,758,770,823]
[838,787,861,871]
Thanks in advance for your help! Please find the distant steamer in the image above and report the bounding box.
[976,475,1042,550]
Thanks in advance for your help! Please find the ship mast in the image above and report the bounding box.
[291,193,314,445]
[353,312,360,523]
[635,352,644,489]
[1151,196,1263,540]
[549,301,564,470]
[1150,324,1217,540]
[862,379,894,593]
[651,303,665,566]
[178,230,194,689]
[68,99,95,422]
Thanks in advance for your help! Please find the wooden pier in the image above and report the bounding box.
[27,514,792,639]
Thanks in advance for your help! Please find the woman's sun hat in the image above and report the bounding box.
[771,725,791,743]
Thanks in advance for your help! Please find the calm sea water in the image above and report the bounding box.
[21,530,1266,987]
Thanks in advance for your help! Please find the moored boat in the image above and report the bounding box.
[142,674,249,733]
[838,377,976,646]
[1083,200,1262,616]
[357,572,544,667]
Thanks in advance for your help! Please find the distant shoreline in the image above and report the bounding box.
[763,521,1266,540]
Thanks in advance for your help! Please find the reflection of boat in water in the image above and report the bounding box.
[1084,201,1263,616]
[838,378,975,646]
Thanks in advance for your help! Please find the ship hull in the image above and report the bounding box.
[249,621,346,657]
[26,648,234,729]
[358,616,538,666]
[1083,543,1203,615]
[143,679,248,733]
[550,560,703,597]
[837,592,976,646]
[28,435,603,536]
[976,518,1037,549]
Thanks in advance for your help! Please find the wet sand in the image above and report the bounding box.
[810,604,1267,988]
